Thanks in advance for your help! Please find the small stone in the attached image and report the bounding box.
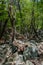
[26,60,34,65]
[41,61,43,65]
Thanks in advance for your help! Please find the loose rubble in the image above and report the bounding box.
[0,40,43,65]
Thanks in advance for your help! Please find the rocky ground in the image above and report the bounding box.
[0,40,43,65]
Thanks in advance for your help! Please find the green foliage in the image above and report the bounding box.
[0,0,8,21]
[0,0,43,35]
[15,0,43,33]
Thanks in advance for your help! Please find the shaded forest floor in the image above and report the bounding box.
[0,29,43,65]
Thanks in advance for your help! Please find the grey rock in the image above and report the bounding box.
[26,60,34,65]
